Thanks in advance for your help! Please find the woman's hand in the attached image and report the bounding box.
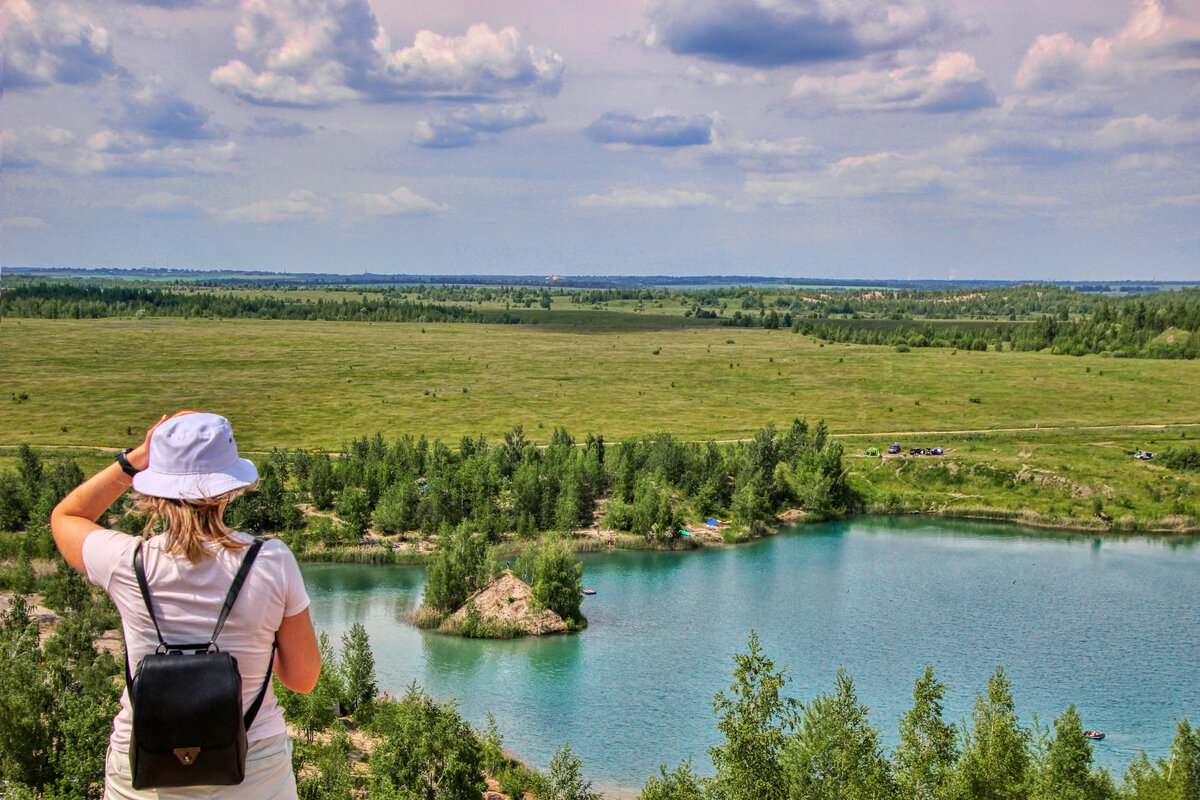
[126,411,194,471]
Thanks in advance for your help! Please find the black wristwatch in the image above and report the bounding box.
[116,449,142,477]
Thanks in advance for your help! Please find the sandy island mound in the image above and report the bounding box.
[443,571,566,636]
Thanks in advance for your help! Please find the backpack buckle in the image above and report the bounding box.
[174,747,201,766]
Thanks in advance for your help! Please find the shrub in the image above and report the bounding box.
[1160,446,1200,471]
[0,471,31,532]
[498,765,529,799]
[368,687,486,800]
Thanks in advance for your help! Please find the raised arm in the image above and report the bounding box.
[50,415,167,576]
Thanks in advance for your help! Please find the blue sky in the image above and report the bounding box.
[2,0,1198,279]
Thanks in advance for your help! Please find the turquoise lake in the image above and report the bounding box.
[301,517,1200,795]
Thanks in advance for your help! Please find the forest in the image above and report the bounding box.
[0,282,529,325]
[4,279,1198,359]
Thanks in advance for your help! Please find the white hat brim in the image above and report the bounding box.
[132,457,259,500]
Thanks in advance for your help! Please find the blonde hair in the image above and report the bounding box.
[133,487,252,563]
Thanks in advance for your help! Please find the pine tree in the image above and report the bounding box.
[895,666,957,800]
[0,471,31,532]
[16,445,42,496]
[308,455,335,510]
[531,535,584,625]
[340,623,377,716]
[783,669,895,800]
[954,666,1030,800]
[372,480,418,536]
[1120,721,1200,800]
[708,631,798,800]
[1033,705,1114,800]
[1167,720,1200,800]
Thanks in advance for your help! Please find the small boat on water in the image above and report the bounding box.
[582,589,597,595]
[1085,730,1106,741]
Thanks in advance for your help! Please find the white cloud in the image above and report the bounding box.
[210,0,563,107]
[745,142,981,204]
[378,25,563,98]
[2,0,118,89]
[671,130,824,172]
[341,186,448,217]
[4,123,236,177]
[1015,0,1200,91]
[87,139,238,178]
[1154,193,1200,208]
[2,126,72,168]
[218,186,447,225]
[87,130,153,155]
[411,104,544,148]
[121,86,228,140]
[791,51,996,113]
[130,192,195,212]
[209,60,360,107]
[219,190,328,224]
[1088,114,1200,151]
[1002,94,1114,120]
[577,188,717,209]
[585,112,713,147]
[684,65,767,88]
[2,216,49,229]
[1113,153,1179,171]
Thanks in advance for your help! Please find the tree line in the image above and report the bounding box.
[212,420,851,556]
[794,298,1200,359]
[7,279,1199,361]
[0,283,527,325]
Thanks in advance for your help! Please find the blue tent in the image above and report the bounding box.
[705,518,719,527]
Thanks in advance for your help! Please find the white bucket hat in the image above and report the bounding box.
[132,413,258,500]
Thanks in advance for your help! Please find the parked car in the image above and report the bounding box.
[888,443,901,454]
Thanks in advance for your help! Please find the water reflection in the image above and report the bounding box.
[302,516,1200,792]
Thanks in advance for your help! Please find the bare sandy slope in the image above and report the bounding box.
[445,570,566,635]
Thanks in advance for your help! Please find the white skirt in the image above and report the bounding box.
[103,734,297,800]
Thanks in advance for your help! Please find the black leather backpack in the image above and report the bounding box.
[125,538,276,789]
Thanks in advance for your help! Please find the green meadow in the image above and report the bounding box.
[4,316,1199,448]
[3,314,1198,530]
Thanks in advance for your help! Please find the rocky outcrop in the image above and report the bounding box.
[443,571,566,636]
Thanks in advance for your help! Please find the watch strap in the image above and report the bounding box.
[116,449,141,477]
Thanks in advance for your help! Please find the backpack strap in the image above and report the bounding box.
[128,537,276,730]
[209,538,265,648]
[132,541,167,649]
[218,539,276,731]
[244,639,277,731]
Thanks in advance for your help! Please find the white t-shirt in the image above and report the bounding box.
[82,529,310,753]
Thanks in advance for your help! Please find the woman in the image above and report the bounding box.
[51,412,321,799]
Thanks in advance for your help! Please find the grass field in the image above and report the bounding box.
[844,426,1200,530]
[3,316,1199,449]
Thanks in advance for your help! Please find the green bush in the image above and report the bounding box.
[1160,446,1200,471]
